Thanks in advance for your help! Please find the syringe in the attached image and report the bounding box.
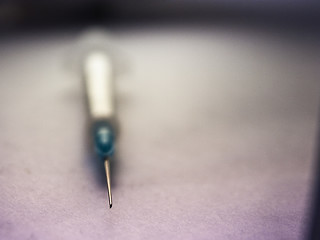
[83,51,116,208]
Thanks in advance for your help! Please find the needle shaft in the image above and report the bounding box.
[104,159,113,208]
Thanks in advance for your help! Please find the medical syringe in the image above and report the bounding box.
[83,51,116,208]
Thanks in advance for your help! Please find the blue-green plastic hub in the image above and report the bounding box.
[94,123,115,159]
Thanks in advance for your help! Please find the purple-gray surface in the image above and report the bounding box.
[0,25,319,240]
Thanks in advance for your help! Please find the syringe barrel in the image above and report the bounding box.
[83,51,116,126]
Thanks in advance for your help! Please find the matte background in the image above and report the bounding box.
[0,24,319,239]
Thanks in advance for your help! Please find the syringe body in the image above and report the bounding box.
[83,51,116,159]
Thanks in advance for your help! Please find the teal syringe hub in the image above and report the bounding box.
[94,122,115,159]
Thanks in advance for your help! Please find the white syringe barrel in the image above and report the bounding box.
[83,51,116,126]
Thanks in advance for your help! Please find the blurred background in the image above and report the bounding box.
[0,1,319,240]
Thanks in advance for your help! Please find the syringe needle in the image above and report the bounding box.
[104,159,112,208]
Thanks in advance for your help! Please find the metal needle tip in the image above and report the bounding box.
[104,159,112,208]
